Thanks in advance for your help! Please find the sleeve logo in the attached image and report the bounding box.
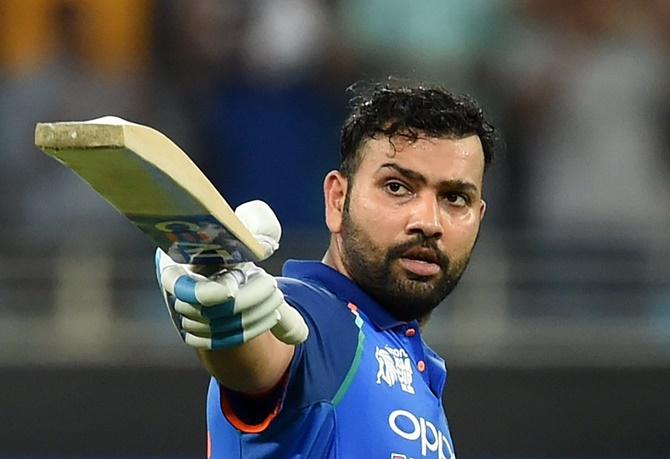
[375,346,415,394]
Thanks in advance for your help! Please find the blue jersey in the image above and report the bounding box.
[206,260,456,459]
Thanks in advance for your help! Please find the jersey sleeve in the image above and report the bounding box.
[214,276,362,431]
[278,276,363,410]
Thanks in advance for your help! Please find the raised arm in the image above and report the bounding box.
[154,201,307,393]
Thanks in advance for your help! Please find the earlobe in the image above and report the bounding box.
[323,171,347,233]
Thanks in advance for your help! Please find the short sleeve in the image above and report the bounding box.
[278,276,362,410]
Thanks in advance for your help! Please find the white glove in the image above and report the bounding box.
[155,200,308,350]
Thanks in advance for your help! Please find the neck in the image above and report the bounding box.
[321,236,352,280]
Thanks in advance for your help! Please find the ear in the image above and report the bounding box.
[323,170,348,234]
[479,199,487,220]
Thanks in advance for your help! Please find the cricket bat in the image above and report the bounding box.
[34,116,307,344]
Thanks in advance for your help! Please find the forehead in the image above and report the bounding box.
[356,135,485,186]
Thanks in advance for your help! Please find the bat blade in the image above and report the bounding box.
[35,116,266,265]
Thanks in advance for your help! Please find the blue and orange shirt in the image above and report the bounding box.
[206,260,456,459]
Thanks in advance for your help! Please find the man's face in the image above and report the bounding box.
[332,135,486,322]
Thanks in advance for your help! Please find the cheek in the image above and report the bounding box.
[355,193,383,221]
[442,212,481,253]
[352,190,406,237]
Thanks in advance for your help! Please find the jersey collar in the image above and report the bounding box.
[282,260,407,330]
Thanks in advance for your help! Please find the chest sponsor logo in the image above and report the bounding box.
[388,409,455,459]
[375,345,415,394]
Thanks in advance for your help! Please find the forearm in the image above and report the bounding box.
[196,332,294,394]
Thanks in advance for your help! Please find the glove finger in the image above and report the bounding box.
[199,299,236,320]
[164,294,186,336]
[238,289,284,326]
[175,290,284,337]
[166,271,238,306]
[209,311,279,350]
[204,289,283,335]
[184,305,281,351]
[157,249,236,306]
[210,333,244,350]
[271,302,309,344]
[199,263,255,307]
[184,333,213,350]
[155,248,178,275]
[174,300,205,321]
[180,275,236,305]
[235,200,281,260]
[206,316,242,336]
[193,271,241,306]
[235,310,280,344]
[233,273,277,313]
[159,263,192,296]
[181,317,211,334]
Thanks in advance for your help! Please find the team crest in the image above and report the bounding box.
[375,346,415,394]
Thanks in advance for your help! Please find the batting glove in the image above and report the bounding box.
[155,201,308,350]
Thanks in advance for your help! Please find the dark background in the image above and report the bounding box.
[2,365,669,457]
[1,0,670,457]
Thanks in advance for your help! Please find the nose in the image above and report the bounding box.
[406,194,443,239]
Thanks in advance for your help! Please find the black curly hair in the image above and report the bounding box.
[339,80,500,179]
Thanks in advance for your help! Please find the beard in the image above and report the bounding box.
[339,205,473,323]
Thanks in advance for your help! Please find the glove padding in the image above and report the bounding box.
[155,200,308,349]
[157,252,282,349]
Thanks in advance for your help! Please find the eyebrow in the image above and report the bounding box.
[378,162,480,194]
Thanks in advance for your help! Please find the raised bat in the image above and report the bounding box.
[35,116,306,344]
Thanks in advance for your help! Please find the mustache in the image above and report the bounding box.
[386,235,450,270]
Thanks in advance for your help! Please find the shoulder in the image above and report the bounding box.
[277,275,353,328]
[277,275,338,304]
[275,276,364,406]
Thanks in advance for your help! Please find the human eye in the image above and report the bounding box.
[384,180,412,197]
[444,192,469,207]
